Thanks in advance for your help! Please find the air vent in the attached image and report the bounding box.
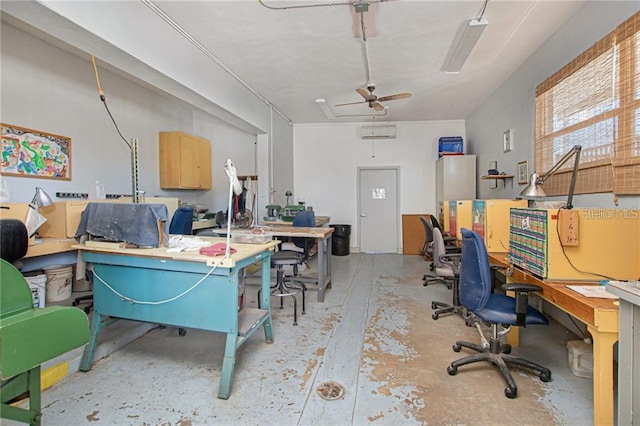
[360,125,396,139]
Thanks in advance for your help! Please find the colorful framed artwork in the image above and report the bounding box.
[517,160,529,184]
[1,123,71,180]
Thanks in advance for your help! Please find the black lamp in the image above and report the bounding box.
[520,145,582,209]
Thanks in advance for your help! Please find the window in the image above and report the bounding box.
[535,11,640,196]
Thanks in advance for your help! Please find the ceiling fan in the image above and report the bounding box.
[335,85,412,111]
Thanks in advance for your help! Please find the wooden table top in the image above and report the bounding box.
[488,252,618,331]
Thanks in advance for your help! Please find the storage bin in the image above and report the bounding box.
[567,340,593,378]
[438,136,464,157]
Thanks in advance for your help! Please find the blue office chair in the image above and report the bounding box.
[447,228,551,399]
[169,206,194,235]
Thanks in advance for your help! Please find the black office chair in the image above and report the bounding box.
[258,210,315,325]
[447,228,551,399]
[169,206,194,235]
[430,215,457,246]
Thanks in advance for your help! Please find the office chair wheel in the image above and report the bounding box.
[447,365,457,376]
[432,313,439,320]
[501,344,511,354]
[539,371,551,382]
[505,387,517,399]
[431,302,438,310]
[452,343,461,352]
[178,328,187,336]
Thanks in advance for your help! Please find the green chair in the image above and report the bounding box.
[1,220,90,425]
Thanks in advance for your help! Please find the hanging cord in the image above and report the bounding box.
[555,208,615,281]
[92,260,223,305]
[476,0,489,21]
[91,55,131,149]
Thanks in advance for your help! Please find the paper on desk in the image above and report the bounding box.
[566,285,619,299]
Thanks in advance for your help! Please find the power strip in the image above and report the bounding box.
[56,192,128,199]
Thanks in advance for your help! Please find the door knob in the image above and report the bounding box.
[360,213,367,217]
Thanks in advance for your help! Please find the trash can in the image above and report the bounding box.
[330,224,351,256]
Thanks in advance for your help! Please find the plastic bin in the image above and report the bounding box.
[330,224,351,256]
[438,136,464,157]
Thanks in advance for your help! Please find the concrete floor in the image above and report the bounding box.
[16,253,593,425]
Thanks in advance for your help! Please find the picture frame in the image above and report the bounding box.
[517,160,529,185]
[503,129,513,152]
[1,123,72,180]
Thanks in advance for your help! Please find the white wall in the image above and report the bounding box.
[1,22,256,215]
[467,1,640,209]
[293,121,466,251]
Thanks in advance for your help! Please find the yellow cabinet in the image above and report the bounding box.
[159,131,212,190]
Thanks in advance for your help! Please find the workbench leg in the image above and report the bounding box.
[588,326,616,426]
[317,237,325,303]
[79,312,104,372]
[217,332,238,400]
[29,366,41,426]
[326,235,332,289]
[261,256,274,343]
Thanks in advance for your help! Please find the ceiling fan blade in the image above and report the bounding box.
[372,102,385,111]
[356,88,371,100]
[335,100,367,107]
[377,93,412,102]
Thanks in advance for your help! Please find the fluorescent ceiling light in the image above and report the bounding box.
[315,98,335,119]
[444,19,488,74]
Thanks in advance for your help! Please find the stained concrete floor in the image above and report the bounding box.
[16,253,594,425]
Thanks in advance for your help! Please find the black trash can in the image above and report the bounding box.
[330,224,351,256]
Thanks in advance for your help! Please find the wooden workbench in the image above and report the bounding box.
[488,252,618,426]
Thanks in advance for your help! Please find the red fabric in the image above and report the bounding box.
[199,242,236,257]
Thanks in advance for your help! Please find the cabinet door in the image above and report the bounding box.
[160,132,212,189]
[179,135,201,189]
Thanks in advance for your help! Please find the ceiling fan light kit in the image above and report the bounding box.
[444,18,488,74]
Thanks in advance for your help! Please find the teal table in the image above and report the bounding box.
[75,238,278,399]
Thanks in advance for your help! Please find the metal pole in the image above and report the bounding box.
[130,138,139,203]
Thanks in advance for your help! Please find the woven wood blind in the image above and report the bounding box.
[535,11,640,196]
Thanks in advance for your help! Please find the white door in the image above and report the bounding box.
[359,167,399,253]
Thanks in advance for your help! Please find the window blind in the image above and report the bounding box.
[535,11,639,196]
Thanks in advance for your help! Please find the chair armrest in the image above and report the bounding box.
[501,283,542,326]
[501,283,542,293]
[440,253,462,274]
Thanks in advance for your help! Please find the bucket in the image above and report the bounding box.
[43,264,73,302]
[25,272,47,308]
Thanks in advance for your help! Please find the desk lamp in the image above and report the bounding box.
[520,145,582,209]
[26,187,53,238]
[224,159,243,258]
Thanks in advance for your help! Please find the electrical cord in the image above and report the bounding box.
[92,259,222,305]
[476,0,489,21]
[91,56,131,150]
[555,207,615,281]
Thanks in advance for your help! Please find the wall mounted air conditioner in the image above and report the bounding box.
[360,125,397,139]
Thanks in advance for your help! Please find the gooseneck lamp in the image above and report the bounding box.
[520,145,582,209]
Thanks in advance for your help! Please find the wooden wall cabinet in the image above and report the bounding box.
[159,131,212,190]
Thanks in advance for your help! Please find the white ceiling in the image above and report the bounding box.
[150,0,585,124]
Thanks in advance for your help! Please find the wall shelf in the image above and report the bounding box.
[482,175,514,189]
